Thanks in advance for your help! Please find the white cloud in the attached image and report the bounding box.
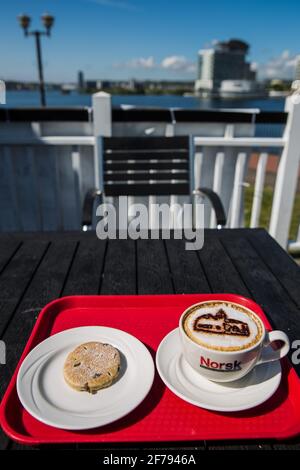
[116,56,156,69]
[115,55,196,74]
[161,56,196,73]
[258,50,299,79]
[281,50,290,60]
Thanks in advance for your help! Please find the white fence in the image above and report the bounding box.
[0,91,299,249]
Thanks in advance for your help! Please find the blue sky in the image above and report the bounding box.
[1,0,300,82]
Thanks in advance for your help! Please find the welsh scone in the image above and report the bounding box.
[63,342,120,393]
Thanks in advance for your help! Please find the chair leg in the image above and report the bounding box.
[82,188,102,230]
[193,187,227,228]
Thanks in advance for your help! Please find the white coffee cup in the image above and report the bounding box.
[179,300,290,383]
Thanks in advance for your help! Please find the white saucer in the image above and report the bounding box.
[17,326,155,430]
[156,329,282,412]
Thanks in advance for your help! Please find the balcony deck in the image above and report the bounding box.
[0,96,299,249]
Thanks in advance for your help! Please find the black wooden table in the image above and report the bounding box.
[0,229,300,451]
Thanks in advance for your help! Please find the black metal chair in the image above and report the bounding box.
[82,136,226,229]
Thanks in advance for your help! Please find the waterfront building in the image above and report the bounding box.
[295,56,300,80]
[78,71,85,90]
[195,39,256,96]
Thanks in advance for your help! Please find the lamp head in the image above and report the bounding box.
[41,13,55,35]
[18,14,31,35]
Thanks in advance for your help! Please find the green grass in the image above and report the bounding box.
[244,186,300,240]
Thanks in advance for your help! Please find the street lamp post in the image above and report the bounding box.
[18,13,55,107]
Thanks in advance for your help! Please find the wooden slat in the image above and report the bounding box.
[110,108,288,125]
[198,232,249,296]
[10,146,42,231]
[165,238,210,293]
[246,229,300,308]
[230,152,248,228]
[0,239,21,273]
[0,240,77,353]
[104,150,189,160]
[104,161,189,171]
[79,145,99,204]
[112,107,172,123]
[250,153,268,228]
[105,182,190,196]
[194,136,284,148]
[174,109,256,123]
[100,239,136,294]
[0,147,21,231]
[137,239,173,294]
[2,108,90,122]
[256,111,287,124]
[0,108,287,125]
[104,171,189,182]
[104,136,189,151]
[0,241,49,337]
[210,152,225,228]
[34,146,62,231]
[195,147,216,227]
[71,148,83,225]
[193,151,203,189]
[56,146,79,230]
[63,239,107,295]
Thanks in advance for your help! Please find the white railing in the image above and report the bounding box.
[0,91,299,249]
[250,152,268,228]
[191,93,300,249]
[193,137,285,147]
[192,136,285,231]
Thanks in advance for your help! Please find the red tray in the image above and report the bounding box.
[1,294,300,445]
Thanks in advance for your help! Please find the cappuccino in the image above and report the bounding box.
[182,301,263,352]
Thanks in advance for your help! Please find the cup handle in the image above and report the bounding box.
[257,330,290,365]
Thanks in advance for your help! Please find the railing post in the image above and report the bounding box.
[92,92,112,190]
[92,91,112,137]
[230,152,247,228]
[250,152,268,228]
[269,86,300,248]
[210,151,225,228]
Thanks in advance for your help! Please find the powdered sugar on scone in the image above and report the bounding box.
[63,342,120,393]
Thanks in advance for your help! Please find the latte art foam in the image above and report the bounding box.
[183,302,263,352]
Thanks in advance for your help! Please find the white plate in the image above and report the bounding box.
[156,329,282,412]
[17,326,155,430]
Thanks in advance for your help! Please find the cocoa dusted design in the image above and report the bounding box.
[193,309,250,337]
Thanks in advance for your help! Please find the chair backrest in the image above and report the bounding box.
[102,136,192,196]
